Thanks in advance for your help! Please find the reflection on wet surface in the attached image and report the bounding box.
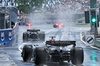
[90,50,98,62]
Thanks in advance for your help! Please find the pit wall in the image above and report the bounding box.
[0,22,19,47]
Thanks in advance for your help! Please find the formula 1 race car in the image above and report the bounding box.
[19,21,32,26]
[21,37,84,65]
[23,29,45,42]
[53,23,64,28]
[26,22,32,26]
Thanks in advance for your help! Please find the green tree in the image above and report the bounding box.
[15,0,45,14]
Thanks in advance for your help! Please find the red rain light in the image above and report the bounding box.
[52,39,55,44]
[56,23,59,26]
[27,23,32,26]
[58,25,61,28]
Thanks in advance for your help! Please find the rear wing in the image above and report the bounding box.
[46,41,76,47]
[27,29,40,32]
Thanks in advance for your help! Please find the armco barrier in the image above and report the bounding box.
[0,23,19,46]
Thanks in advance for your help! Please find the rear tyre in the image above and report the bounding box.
[39,32,45,41]
[21,45,33,62]
[23,32,28,42]
[34,48,47,65]
[71,47,84,65]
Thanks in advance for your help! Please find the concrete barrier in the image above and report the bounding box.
[94,40,100,48]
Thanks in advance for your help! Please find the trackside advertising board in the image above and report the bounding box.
[0,29,12,44]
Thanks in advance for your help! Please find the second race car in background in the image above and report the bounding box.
[53,22,64,28]
[23,29,45,42]
[26,22,32,26]
[19,17,32,26]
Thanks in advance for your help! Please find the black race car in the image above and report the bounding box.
[53,23,64,28]
[23,29,45,42]
[21,36,84,65]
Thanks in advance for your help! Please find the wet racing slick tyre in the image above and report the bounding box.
[34,48,47,65]
[39,32,45,41]
[23,32,28,42]
[71,47,84,65]
[21,45,33,62]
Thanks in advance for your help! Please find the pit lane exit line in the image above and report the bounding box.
[80,32,100,50]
